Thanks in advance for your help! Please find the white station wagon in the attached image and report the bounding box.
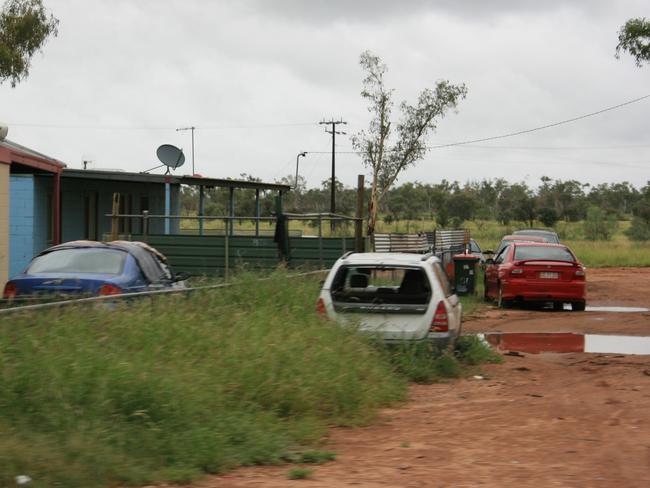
[317,252,463,347]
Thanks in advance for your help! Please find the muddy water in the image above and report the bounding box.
[585,306,649,313]
[584,334,650,355]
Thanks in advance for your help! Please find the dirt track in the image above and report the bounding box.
[185,268,650,488]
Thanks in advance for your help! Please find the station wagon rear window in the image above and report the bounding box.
[330,266,432,309]
[28,249,127,275]
[514,246,575,262]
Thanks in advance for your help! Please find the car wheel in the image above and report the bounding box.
[553,301,564,311]
[497,284,508,308]
[571,300,586,312]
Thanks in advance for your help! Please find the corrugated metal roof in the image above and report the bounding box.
[62,168,291,191]
[0,139,66,168]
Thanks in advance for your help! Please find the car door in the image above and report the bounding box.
[485,245,509,298]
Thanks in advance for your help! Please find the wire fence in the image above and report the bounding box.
[0,270,328,316]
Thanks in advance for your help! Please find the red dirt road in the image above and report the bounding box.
[181,268,650,488]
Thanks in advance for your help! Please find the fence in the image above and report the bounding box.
[107,210,362,277]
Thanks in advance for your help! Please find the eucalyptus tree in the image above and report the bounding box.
[616,17,650,67]
[351,51,467,235]
[0,0,58,86]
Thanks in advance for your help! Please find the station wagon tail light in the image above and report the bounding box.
[574,268,586,278]
[511,268,524,275]
[98,284,122,296]
[316,297,326,315]
[430,301,448,332]
[3,282,16,299]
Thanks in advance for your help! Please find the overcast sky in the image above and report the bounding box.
[1,0,648,189]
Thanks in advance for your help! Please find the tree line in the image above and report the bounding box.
[179,176,650,241]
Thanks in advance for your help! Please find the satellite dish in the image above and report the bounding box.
[156,144,185,170]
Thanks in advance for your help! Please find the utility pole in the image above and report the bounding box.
[176,126,196,174]
[319,119,347,219]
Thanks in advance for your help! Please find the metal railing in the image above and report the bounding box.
[105,210,365,273]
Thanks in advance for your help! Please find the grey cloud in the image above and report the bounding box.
[247,0,615,24]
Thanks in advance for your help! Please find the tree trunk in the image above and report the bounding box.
[367,176,379,237]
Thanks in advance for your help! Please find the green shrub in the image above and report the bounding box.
[583,206,618,240]
[625,216,650,241]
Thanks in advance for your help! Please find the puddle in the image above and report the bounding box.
[482,332,650,355]
[585,334,650,355]
[585,306,649,313]
[484,333,584,354]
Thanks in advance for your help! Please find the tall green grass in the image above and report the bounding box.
[0,273,406,487]
[0,271,502,487]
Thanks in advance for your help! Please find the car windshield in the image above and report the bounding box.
[514,246,575,262]
[513,230,559,243]
[27,248,127,275]
[331,266,431,305]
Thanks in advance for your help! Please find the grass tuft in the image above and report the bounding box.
[299,450,337,464]
[287,467,313,480]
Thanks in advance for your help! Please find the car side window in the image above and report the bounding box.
[494,245,509,264]
[432,263,453,297]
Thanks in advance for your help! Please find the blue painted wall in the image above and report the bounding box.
[8,175,53,276]
[9,175,34,275]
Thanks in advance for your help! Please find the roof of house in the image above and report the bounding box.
[62,168,291,192]
[0,139,66,173]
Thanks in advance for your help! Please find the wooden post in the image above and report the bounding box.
[110,192,120,241]
[255,188,260,236]
[224,218,230,281]
[228,187,235,236]
[198,186,205,236]
[142,210,149,243]
[318,214,323,269]
[355,174,365,252]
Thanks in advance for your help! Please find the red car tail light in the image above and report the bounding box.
[574,268,586,278]
[3,282,17,299]
[316,297,326,315]
[511,268,524,275]
[98,284,122,296]
[430,301,449,332]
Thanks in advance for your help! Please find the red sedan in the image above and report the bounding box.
[484,242,586,311]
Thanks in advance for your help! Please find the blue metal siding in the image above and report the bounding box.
[9,175,36,276]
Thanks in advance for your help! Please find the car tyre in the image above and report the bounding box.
[571,300,586,312]
[553,301,564,311]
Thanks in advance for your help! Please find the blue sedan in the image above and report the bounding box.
[3,241,186,299]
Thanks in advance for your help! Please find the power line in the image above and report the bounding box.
[428,93,650,149]
[309,93,650,154]
[5,122,319,130]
